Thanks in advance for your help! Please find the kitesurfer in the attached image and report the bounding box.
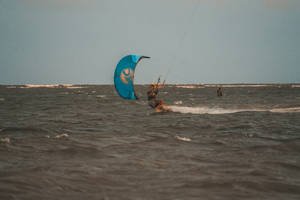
[147,84,169,112]
[147,84,160,108]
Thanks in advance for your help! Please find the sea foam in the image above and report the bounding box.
[0,137,10,143]
[20,84,86,89]
[169,106,300,115]
[175,135,191,142]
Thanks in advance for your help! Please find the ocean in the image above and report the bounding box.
[0,84,300,200]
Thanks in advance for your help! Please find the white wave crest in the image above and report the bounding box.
[20,84,86,89]
[0,137,10,143]
[55,133,69,139]
[292,85,300,88]
[96,95,106,98]
[175,135,191,142]
[169,106,300,114]
[22,84,63,88]
[67,86,86,89]
[175,85,204,89]
[169,106,249,114]
[270,107,300,113]
[174,100,183,105]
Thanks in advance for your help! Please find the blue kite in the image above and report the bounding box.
[114,55,150,100]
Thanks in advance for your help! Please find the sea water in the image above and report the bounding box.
[0,85,300,200]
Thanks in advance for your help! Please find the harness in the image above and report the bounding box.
[147,88,159,108]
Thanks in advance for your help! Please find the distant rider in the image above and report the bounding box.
[217,87,223,96]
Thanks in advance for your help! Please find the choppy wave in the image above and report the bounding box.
[169,106,300,114]
[1,85,300,200]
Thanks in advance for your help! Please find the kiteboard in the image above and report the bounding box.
[155,104,172,113]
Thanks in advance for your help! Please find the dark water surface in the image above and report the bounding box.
[1,85,300,200]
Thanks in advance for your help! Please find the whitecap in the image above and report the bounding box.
[0,137,10,143]
[20,84,86,89]
[169,106,249,114]
[174,100,182,105]
[176,85,198,89]
[96,95,106,98]
[23,84,59,88]
[169,106,300,115]
[55,133,69,139]
[66,86,86,89]
[175,135,191,142]
[291,85,300,88]
[270,107,300,113]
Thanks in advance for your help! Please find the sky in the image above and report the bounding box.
[0,0,300,85]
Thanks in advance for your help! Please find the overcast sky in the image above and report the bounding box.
[1,0,300,84]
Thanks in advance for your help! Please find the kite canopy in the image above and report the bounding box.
[114,55,150,100]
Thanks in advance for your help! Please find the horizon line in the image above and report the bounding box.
[1,83,300,86]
